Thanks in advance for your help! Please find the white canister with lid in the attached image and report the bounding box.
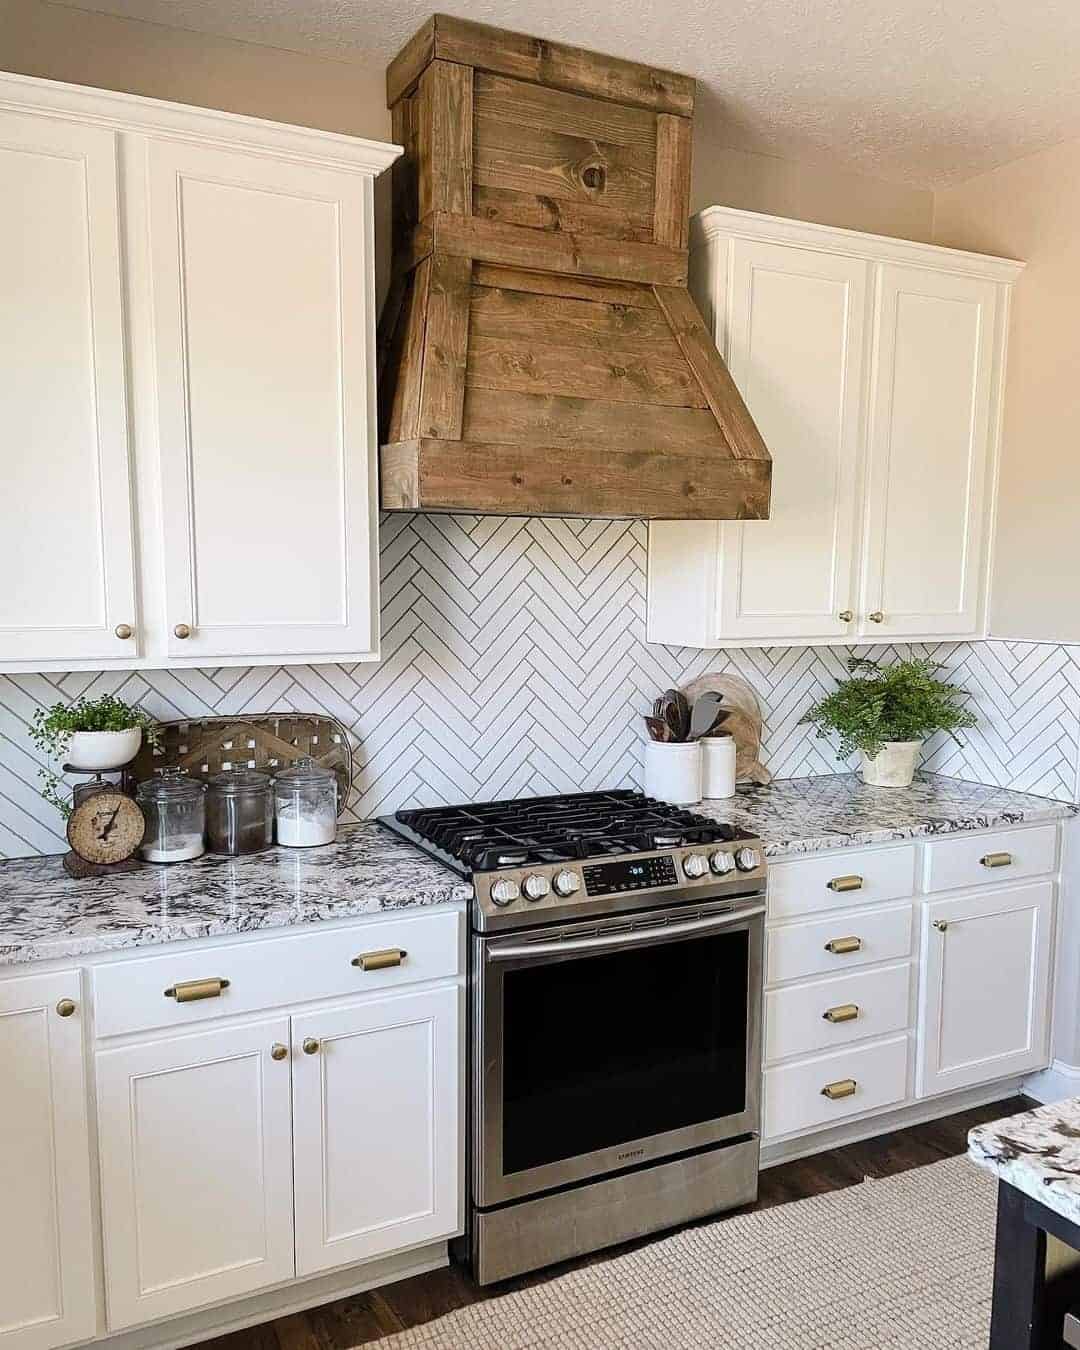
[274,757,338,847]
[701,735,737,799]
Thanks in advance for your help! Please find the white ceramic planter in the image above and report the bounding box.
[67,727,142,771]
[644,740,702,805]
[701,735,737,799]
[859,740,922,788]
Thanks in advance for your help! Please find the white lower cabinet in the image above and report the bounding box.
[292,987,461,1276]
[96,1017,296,1330]
[0,972,96,1350]
[916,881,1054,1098]
[764,1034,910,1139]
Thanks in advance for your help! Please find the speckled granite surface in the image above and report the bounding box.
[969,1098,1080,1227]
[0,823,471,966]
[698,772,1075,859]
[0,773,1072,966]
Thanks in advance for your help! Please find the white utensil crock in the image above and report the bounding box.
[859,740,922,788]
[701,735,737,799]
[644,740,702,805]
[67,727,142,771]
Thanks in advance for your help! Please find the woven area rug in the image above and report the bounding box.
[374,1156,997,1349]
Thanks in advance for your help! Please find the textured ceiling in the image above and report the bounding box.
[55,0,1080,186]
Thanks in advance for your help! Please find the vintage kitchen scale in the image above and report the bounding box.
[61,714,353,878]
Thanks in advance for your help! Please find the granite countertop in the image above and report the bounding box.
[697,772,1075,858]
[0,772,1073,967]
[0,822,472,967]
[969,1098,1080,1227]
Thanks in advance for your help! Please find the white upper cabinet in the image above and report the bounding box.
[860,265,999,638]
[0,109,139,666]
[649,209,1022,648]
[0,73,399,672]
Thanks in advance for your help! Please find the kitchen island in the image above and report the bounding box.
[970,1098,1080,1347]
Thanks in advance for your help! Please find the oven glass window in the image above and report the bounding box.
[501,929,749,1175]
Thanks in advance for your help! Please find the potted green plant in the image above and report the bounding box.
[799,657,976,787]
[30,694,162,816]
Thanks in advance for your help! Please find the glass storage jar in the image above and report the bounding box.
[274,757,338,848]
[136,768,206,863]
[206,769,273,855]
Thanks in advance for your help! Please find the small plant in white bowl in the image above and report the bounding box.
[799,656,976,787]
[30,694,162,816]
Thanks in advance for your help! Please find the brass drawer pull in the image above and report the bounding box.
[56,998,77,1018]
[823,1003,860,1024]
[351,948,408,972]
[270,1043,288,1062]
[980,852,1013,869]
[164,977,231,1003]
[827,875,863,893]
[302,1037,320,1056]
[824,936,862,955]
[821,1078,857,1101]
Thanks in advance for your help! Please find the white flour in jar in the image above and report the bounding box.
[276,807,335,847]
[141,833,204,863]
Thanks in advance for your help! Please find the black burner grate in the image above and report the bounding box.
[379,790,751,875]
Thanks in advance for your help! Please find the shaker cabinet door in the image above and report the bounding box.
[0,971,96,1350]
[859,265,999,638]
[916,882,1053,1098]
[146,139,379,662]
[292,987,462,1276]
[714,240,869,641]
[96,1017,295,1328]
[0,111,139,667]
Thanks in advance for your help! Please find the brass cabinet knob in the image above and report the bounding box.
[174,623,192,640]
[933,919,949,932]
[838,610,854,623]
[868,611,884,623]
[302,1037,320,1055]
[114,623,134,640]
[270,1043,288,1061]
[56,998,77,1018]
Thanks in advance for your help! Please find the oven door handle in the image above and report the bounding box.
[485,904,766,963]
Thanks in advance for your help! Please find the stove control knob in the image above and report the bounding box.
[709,850,737,875]
[552,869,581,897]
[490,878,521,907]
[522,874,551,902]
[683,852,709,879]
[735,847,763,872]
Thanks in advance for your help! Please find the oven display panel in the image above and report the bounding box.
[581,855,678,896]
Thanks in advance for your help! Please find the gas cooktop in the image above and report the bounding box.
[379,790,765,932]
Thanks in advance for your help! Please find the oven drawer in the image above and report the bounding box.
[768,845,916,921]
[764,963,911,1064]
[763,1034,910,1140]
[922,824,1058,893]
[93,908,463,1038]
[766,903,912,985]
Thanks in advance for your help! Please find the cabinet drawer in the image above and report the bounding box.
[763,1034,909,1140]
[768,846,915,920]
[922,824,1057,893]
[765,963,911,1064]
[93,908,463,1038]
[766,903,912,985]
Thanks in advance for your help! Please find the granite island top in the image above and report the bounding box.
[0,772,1073,967]
[969,1098,1080,1228]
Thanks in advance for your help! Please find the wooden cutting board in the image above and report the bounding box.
[681,672,771,785]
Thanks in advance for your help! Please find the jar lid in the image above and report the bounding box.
[274,756,336,786]
[136,767,205,801]
[208,768,272,795]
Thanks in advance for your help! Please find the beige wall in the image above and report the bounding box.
[4,0,934,244]
[934,137,1080,642]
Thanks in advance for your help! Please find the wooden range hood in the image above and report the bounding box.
[378,14,772,519]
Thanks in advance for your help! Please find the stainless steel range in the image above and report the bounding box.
[380,789,766,1284]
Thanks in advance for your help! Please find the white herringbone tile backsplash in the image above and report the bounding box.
[2,515,1078,857]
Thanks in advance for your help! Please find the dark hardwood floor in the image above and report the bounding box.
[198,1095,1029,1350]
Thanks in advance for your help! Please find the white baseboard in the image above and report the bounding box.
[1021,1059,1080,1104]
[760,1077,1026,1169]
[75,1244,448,1350]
